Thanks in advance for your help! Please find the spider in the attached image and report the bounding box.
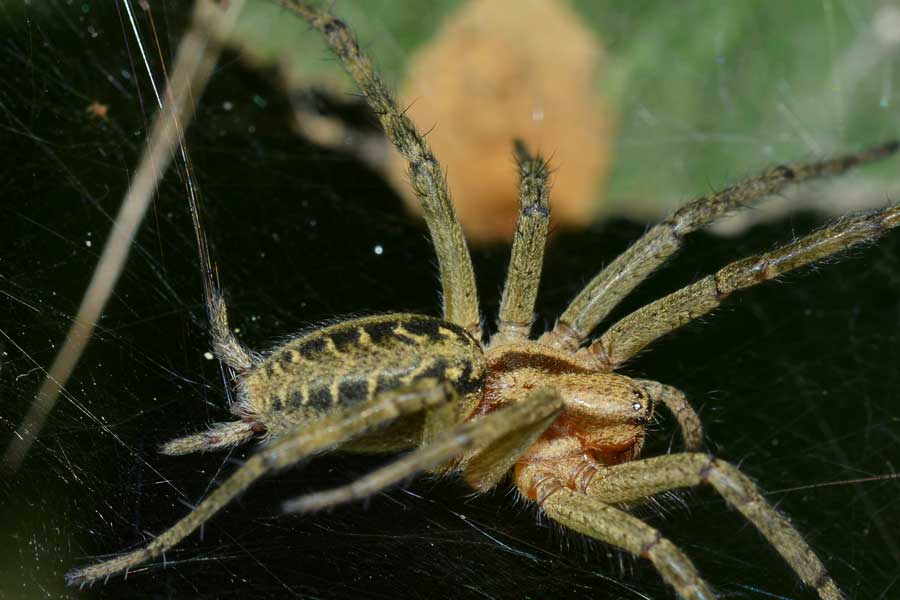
[65,2,900,597]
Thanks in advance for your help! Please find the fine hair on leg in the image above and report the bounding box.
[282,387,563,513]
[540,487,715,599]
[209,291,256,372]
[66,379,454,586]
[543,140,899,352]
[584,454,843,599]
[1,0,247,475]
[635,379,703,451]
[159,420,262,456]
[495,140,552,343]
[278,0,481,338]
[582,202,900,371]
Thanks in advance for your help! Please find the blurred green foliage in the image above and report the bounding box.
[227,0,900,217]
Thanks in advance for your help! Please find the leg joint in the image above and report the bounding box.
[773,164,796,180]
[813,570,833,591]
[543,319,582,353]
[698,455,716,482]
[322,17,346,37]
[639,531,663,558]
[583,337,614,372]
[712,273,730,301]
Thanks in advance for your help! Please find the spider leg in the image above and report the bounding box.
[495,141,552,343]
[65,379,454,586]
[1,0,245,475]
[540,487,715,600]
[462,389,562,491]
[635,379,703,451]
[582,454,843,600]
[279,1,481,339]
[159,420,262,455]
[282,388,563,514]
[582,203,900,371]
[541,141,898,352]
[209,291,256,372]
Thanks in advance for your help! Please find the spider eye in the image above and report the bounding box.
[631,389,645,412]
[631,388,654,421]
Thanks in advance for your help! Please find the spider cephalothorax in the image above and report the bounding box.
[481,342,654,489]
[67,2,900,598]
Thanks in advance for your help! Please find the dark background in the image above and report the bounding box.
[2,2,899,599]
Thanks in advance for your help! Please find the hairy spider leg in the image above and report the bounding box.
[282,387,563,513]
[495,141,552,343]
[279,0,481,338]
[65,379,455,587]
[583,202,900,371]
[281,379,707,516]
[634,380,703,451]
[1,0,245,475]
[579,454,843,599]
[209,291,257,372]
[543,141,899,352]
[158,420,262,456]
[154,293,261,456]
[541,488,715,600]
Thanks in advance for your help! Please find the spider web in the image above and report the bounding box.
[2,2,900,599]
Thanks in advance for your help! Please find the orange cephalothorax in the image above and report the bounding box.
[479,343,651,501]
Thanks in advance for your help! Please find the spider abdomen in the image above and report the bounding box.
[240,314,485,436]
